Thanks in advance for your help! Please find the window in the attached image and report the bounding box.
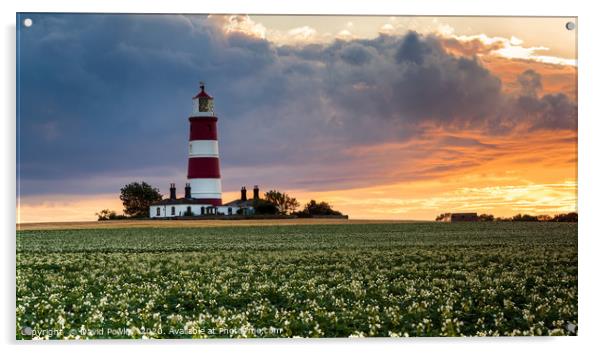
[171,206,175,216]
[187,206,192,215]
[201,207,205,215]
[156,207,160,216]
[228,207,232,215]
[199,98,208,111]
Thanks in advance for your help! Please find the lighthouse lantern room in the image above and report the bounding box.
[192,82,215,117]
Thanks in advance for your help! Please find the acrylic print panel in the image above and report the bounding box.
[16,14,577,339]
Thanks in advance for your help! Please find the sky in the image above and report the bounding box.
[16,14,577,222]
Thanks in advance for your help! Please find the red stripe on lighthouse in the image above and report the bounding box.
[187,157,221,178]
[189,117,218,140]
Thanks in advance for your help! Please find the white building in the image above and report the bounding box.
[150,184,257,218]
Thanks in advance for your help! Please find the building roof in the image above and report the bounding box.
[193,85,213,99]
[151,198,256,208]
[222,199,255,207]
[150,198,214,206]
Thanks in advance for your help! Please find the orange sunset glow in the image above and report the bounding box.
[17,15,577,222]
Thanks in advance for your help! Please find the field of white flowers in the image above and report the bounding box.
[16,222,577,339]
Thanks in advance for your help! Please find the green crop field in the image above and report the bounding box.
[16,222,577,339]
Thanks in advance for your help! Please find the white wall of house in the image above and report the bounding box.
[149,204,253,218]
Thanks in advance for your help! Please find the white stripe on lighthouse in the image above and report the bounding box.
[189,140,219,158]
[190,111,216,118]
[187,178,222,199]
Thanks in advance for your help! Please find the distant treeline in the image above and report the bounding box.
[435,212,577,222]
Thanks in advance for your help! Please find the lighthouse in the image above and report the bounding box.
[187,83,222,205]
[149,82,259,218]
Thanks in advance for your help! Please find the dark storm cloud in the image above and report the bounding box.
[517,69,543,96]
[339,43,373,65]
[511,69,577,131]
[515,93,577,131]
[17,15,576,196]
[395,31,438,65]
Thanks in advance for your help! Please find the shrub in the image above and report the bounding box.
[297,200,342,217]
[96,209,117,221]
[253,199,279,215]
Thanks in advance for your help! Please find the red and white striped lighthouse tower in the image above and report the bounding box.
[187,82,222,206]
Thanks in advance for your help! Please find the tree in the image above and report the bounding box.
[436,213,451,221]
[512,214,539,222]
[551,212,578,222]
[96,209,128,221]
[264,190,300,215]
[119,181,163,218]
[297,200,342,217]
[253,199,279,215]
[96,209,117,221]
[478,214,494,222]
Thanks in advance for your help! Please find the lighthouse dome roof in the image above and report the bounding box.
[193,83,213,99]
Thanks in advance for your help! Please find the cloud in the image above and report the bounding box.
[379,23,395,34]
[395,31,439,64]
[440,35,506,56]
[514,93,577,131]
[210,14,267,39]
[336,29,353,40]
[517,69,543,96]
[339,43,373,65]
[440,33,576,66]
[478,54,577,98]
[287,26,318,42]
[17,14,577,200]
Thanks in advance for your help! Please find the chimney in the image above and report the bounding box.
[169,183,176,200]
[253,185,259,200]
[184,183,191,199]
[241,186,247,201]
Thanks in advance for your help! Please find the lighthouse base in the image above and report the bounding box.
[190,198,222,206]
